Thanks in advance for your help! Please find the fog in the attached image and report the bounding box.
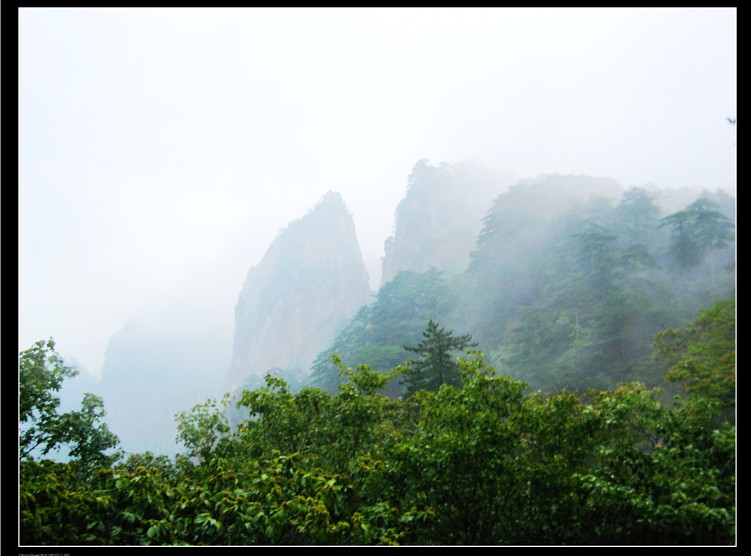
[19,8,736,378]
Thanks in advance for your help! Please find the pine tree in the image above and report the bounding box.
[402,320,477,396]
[659,197,733,271]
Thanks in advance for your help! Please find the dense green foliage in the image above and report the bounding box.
[20,299,734,545]
[309,269,453,396]
[653,298,736,418]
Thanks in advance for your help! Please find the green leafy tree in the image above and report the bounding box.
[573,382,734,545]
[19,339,119,466]
[20,340,121,545]
[653,298,736,416]
[176,394,232,464]
[402,320,477,396]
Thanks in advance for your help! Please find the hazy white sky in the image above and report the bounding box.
[18,8,736,376]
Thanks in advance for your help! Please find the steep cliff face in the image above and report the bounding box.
[381,160,514,285]
[227,191,372,393]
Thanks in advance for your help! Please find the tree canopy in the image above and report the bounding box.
[20,299,735,545]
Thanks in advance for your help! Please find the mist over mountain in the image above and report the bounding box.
[86,190,374,455]
[312,168,735,396]
[454,173,629,348]
[456,175,735,391]
[227,191,372,395]
[22,158,736,547]
[381,160,515,284]
[97,297,232,456]
[19,9,736,544]
[63,161,734,456]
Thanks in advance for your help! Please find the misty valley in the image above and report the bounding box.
[20,161,735,545]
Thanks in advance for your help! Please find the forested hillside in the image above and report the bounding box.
[19,163,735,545]
[311,167,734,397]
[20,297,735,544]
[457,177,734,392]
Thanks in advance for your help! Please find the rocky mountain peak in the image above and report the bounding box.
[226,191,372,393]
[381,160,513,284]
